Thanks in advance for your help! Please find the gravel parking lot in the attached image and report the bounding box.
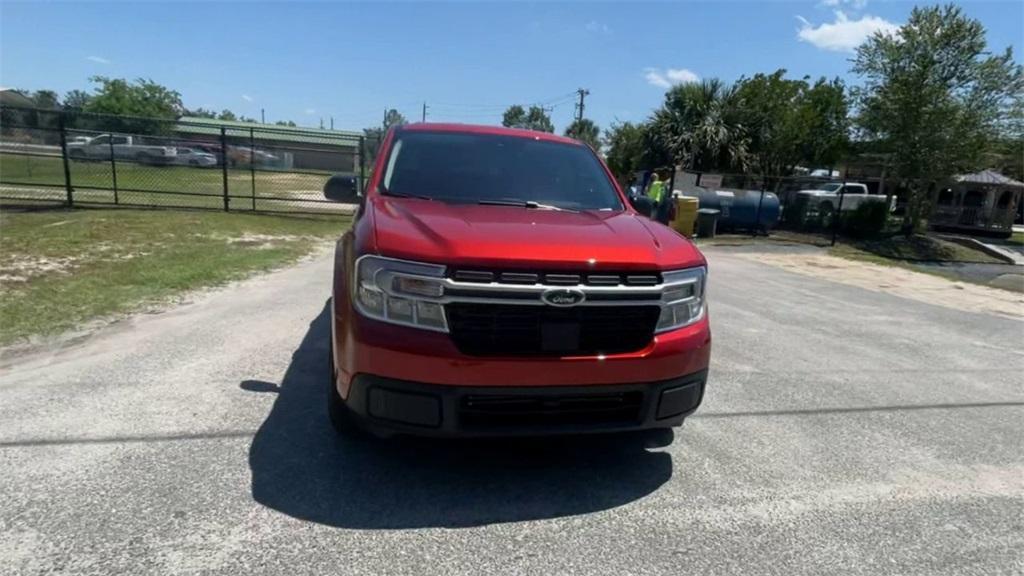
[1,244,1021,575]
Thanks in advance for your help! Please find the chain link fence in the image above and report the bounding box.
[0,106,364,216]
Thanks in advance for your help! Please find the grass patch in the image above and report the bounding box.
[0,207,349,345]
[1008,231,1024,247]
[830,235,1005,265]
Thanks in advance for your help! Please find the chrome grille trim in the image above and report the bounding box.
[429,274,698,307]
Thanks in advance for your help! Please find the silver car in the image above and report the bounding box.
[175,147,218,167]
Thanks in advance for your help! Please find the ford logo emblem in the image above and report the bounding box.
[541,288,586,307]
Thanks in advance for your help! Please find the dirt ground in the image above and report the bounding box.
[741,252,1024,321]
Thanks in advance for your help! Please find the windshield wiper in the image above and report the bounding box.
[478,199,571,212]
[384,191,434,201]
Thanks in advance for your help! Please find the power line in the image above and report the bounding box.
[429,91,578,112]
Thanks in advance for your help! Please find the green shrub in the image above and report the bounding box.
[842,201,888,238]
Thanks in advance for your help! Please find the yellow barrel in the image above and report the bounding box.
[672,196,699,237]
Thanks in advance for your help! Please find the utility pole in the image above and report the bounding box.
[319,117,324,129]
[260,108,265,124]
[383,108,388,129]
[421,101,428,123]
[330,116,334,130]
[574,88,590,122]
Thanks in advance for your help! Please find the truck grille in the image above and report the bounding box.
[445,303,660,357]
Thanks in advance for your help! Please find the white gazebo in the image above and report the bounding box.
[931,170,1023,238]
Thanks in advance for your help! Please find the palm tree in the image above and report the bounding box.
[652,79,749,172]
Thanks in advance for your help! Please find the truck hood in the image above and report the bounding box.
[368,196,704,271]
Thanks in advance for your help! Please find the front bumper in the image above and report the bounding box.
[341,369,707,438]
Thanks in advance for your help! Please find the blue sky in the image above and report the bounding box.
[1,1,1021,133]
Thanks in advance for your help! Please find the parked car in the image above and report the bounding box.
[174,147,217,167]
[226,146,278,166]
[322,124,711,439]
[795,182,895,224]
[66,134,177,165]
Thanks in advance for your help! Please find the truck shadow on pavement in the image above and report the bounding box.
[246,302,673,529]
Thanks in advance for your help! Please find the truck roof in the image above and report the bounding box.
[399,123,583,146]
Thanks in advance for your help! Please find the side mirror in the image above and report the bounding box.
[323,174,360,203]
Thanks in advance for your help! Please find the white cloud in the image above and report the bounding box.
[241,94,253,102]
[86,56,110,64]
[820,0,868,9]
[797,10,898,53]
[584,20,611,34]
[644,67,700,89]
[304,108,316,115]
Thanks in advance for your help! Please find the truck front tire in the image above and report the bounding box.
[818,202,835,227]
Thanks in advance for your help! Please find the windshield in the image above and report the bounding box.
[820,183,842,192]
[381,131,623,211]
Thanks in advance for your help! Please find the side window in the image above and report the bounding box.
[90,135,109,146]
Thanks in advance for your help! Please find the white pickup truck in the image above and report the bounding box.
[796,182,895,223]
[67,134,177,165]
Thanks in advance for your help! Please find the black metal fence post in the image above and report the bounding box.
[58,112,73,206]
[249,127,256,211]
[109,134,119,204]
[359,136,367,194]
[831,168,848,246]
[220,127,229,212]
[754,182,766,237]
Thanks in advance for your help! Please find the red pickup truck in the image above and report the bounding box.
[324,123,710,438]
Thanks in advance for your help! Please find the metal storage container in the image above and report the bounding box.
[680,188,781,232]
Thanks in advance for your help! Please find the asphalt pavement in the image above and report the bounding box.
[1,244,1022,575]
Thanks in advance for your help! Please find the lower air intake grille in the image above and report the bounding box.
[445,303,660,357]
[459,391,644,428]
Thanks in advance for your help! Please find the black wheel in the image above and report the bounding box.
[69,149,85,161]
[326,331,360,435]
[818,202,835,228]
[190,159,200,166]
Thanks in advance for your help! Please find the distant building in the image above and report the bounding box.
[931,170,1022,238]
[0,88,35,107]
[173,117,362,174]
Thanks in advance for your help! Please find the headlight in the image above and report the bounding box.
[354,255,448,332]
[656,267,706,332]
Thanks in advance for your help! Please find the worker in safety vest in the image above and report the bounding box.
[646,171,672,224]
[646,172,665,204]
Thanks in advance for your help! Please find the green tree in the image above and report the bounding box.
[652,79,749,172]
[63,89,92,109]
[735,70,849,181]
[274,120,297,127]
[604,121,672,183]
[853,4,1023,232]
[525,106,554,133]
[218,110,237,121]
[564,118,601,149]
[502,105,526,128]
[187,107,218,119]
[80,77,184,134]
[798,77,849,170]
[502,104,554,133]
[83,77,183,118]
[32,90,61,109]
